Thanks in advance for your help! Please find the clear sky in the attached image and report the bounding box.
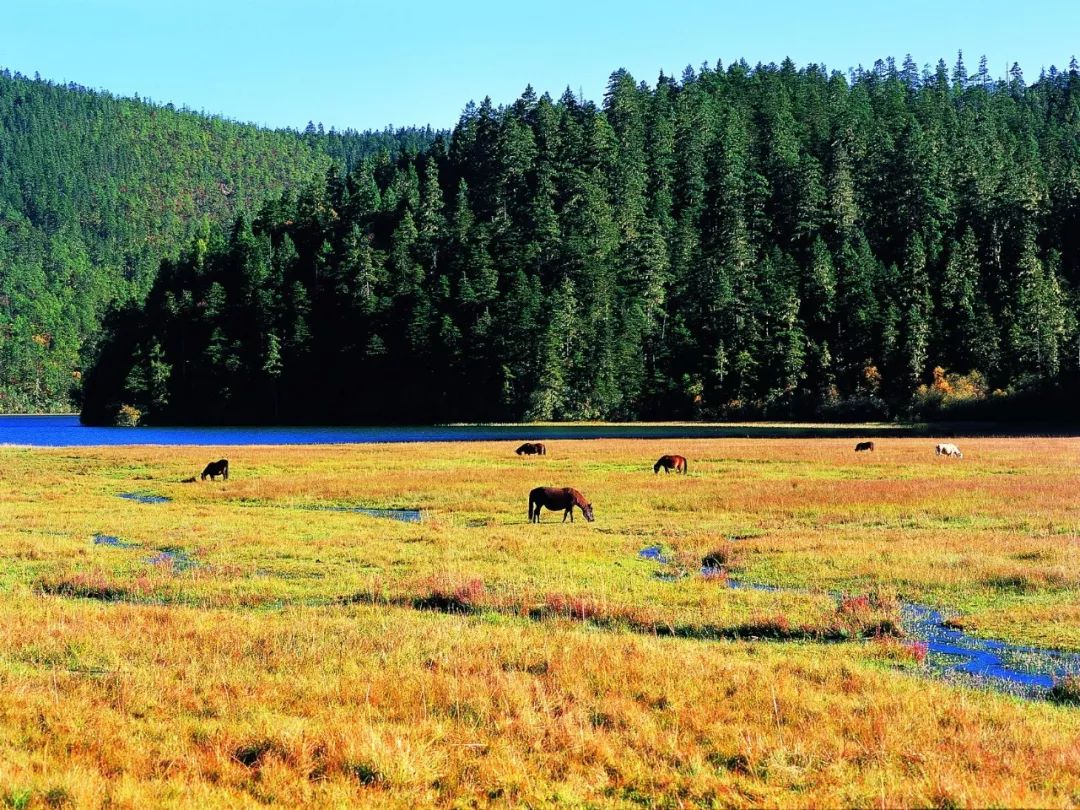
[3,0,1079,133]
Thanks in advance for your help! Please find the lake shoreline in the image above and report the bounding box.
[7,414,1080,447]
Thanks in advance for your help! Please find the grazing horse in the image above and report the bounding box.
[529,487,594,523]
[654,454,688,474]
[854,441,875,453]
[935,443,962,459]
[201,459,229,480]
[516,442,547,456]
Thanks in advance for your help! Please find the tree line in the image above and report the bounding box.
[0,68,432,412]
[81,55,1080,424]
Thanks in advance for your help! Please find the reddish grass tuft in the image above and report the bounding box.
[35,570,158,602]
[543,592,604,621]
[701,567,730,585]
[413,576,488,613]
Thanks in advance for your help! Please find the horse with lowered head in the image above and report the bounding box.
[529,487,594,523]
[935,443,963,459]
[516,442,547,456]
[654,454,688,474]
[201,459,229,480]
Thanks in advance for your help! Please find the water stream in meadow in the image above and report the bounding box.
[146,548,199,572]
[297,505,423,522]
[93,534,137,548]
[93,534,200,572]
[638,546,1080,698]
[115,488,422,521]
[117,491,171,504]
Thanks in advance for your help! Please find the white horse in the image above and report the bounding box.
[935,443,962,458]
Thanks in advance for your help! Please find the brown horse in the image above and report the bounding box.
[529,487,594,523]
[516,442,547,456]
[854,441,875,452]
[654,454,688,474]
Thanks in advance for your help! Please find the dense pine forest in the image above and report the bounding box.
[0,69,433,412]
[80,55,1080,424]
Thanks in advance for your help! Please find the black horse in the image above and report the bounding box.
[516,442,547,456]
[529,487,594,523]
[201,459,229,480]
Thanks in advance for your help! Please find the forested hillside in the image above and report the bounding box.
[0,69,433,411]
[81,56,1080,425]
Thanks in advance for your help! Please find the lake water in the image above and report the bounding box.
[0,415,918,447]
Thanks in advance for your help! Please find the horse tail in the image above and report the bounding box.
[528,492,536,521]
[682,458,688,474]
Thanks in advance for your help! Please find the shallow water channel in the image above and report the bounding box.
[296,505,423,523]
[114,491,422,522]
[117,491,171,504]
[639,546,1080,698]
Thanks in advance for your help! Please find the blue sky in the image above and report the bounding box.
[3,0,1079,132]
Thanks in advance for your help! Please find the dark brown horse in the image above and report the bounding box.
[529,487,594,523]
[854,441,875,452]
[201,459,229,480]
[654,454,688,474]
[516,442,547,456]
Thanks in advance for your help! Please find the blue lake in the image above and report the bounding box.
[0,415,919,447]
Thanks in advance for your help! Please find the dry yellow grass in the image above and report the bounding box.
[1,437,1079,807]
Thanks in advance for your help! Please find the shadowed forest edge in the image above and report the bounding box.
[75,55,1080,424]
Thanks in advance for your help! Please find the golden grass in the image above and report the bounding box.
[1,437,1080,806]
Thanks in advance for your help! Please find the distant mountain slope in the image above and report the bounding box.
[0,69,434,411]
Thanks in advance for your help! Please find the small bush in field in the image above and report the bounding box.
[43,787,73,809]
[701,545,736,568]
[1048,675,1080,706]
[345,760,385,786]
[233,738,279,768]
[3,789,33,810]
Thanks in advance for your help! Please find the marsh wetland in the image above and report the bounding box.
[2,435,1080,807]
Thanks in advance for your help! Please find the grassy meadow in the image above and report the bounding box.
[1,436,1079,807]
